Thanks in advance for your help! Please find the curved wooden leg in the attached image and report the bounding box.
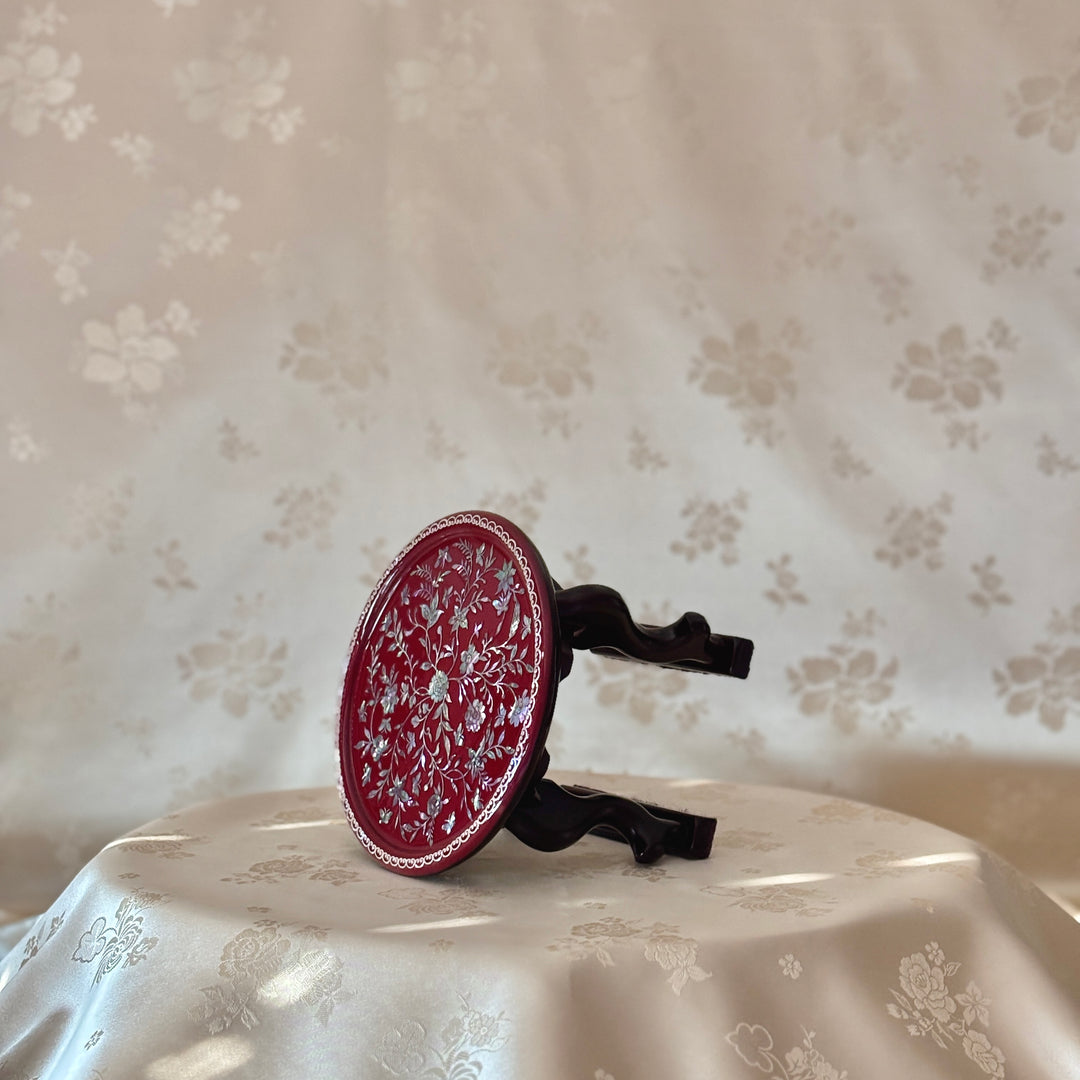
[506,779,716,864]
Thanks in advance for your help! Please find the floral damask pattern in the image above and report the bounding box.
[0,4,95,139]
[375,996,509,1078]
[159,189,240,267]
[1008,59,1080,152]
[71,895,159,985]
[688,321,805,446]
[488,312,598,437]
[77,301,199,423]
[875,493,953,571]
[891,323,1011,449]
[787,612,902,735]
[191,920,348,1032]
[886,942,1005,1078]
[727,1022,848,1079]
[176,594,299,720]
[278,305,388,428]
[993,604,1080,731]
[548,916,711,995]
[174,7,303,141]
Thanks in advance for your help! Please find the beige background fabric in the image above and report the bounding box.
[2,0,1079,925]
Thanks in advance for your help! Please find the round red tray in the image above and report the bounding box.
[338,511,559,875]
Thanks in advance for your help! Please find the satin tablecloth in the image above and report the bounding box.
[2,772,1079,1079]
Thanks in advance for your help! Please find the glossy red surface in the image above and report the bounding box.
[338,512,558,875]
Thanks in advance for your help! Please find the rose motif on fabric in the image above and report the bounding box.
[217,926,289,988]
[898,951,955,1022]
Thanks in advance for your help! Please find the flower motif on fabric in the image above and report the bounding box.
[174,7,303,141]
[993,604,1080,731]
[875,493,953,571]
[892,322,1013,449]
[350,534,538,849]
[764,554,808,612]
[77,300,199,423]
[191,920,349,1032]
[386,12,501,139]
[264,474,342,550]
[808,43,912,162]
[886,942,1005,1077]
[479,480,546,534]
[548,917,711,995]
[776,206,856,277]
[177,594,299,720]
[377,885,497,918]
[779,954,802,979]
[7,416,49,463]
[1034,433,1079,477]
[488,311,599,437]
[42,239,89,303]
[159,188,240,267]
[969,556,1012,615]
[703,883,838,918]
[671,490,749,564]
[18,911,65,971]
[1,185,31,256]
[727,1023,848,1079]
[64,477,134,553]
[787,612,908,735]
[375,995,509,1078]
[1007,60,1080,152]
[0,4,96,139]
[71,896,158,985]
[688,321,805,446]
[223,852,362,887]
[278,304,388,428]
[110,132,156,177]
[982,203,1064,283]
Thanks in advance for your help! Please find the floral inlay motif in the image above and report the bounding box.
[72,896,159,985]
[0,4,96,139]
[191,920,348,1032]
[688,321,805,446]
[375,995,509,1078]
[548,916,711,995]
[892,322,1012,449]
[886,942,1005,1077]
[993,604,1080,731]
[346,527,541,860]
[174,7,303,142]
[727,1023,848,1079]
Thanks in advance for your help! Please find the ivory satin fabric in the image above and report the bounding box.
[3,773,1080,1080]
[3,0,1080,945]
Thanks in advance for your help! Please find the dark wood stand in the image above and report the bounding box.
[506,585,753,864]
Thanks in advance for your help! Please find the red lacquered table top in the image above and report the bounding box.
[338,511,559,874]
